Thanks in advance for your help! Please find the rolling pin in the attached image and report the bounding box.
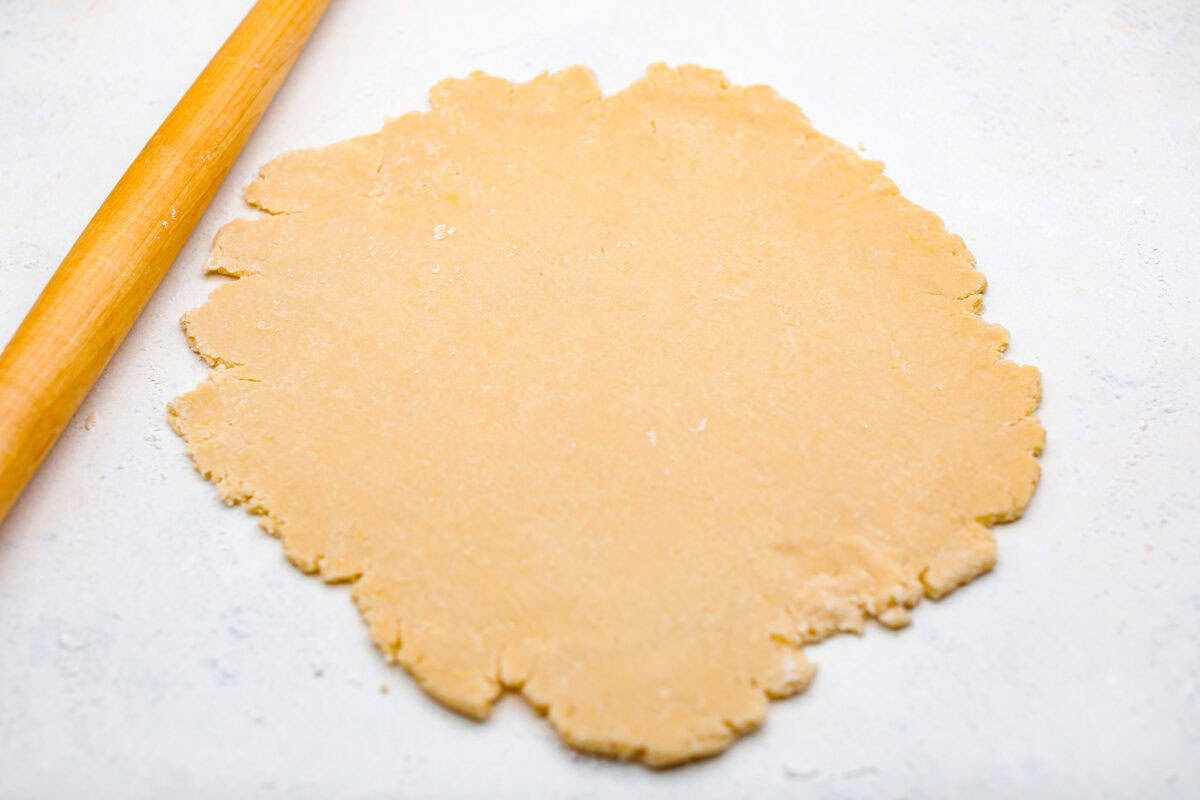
[0,0,331,523]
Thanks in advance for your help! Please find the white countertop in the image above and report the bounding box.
[1,1,1197,797]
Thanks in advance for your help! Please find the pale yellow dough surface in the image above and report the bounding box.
[170,64,1043,765]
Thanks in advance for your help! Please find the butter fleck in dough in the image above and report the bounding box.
[169,65,1043,766]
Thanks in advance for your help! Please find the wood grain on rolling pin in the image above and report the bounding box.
[0,0,331,523]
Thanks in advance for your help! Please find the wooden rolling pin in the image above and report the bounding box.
[0,0,331,523]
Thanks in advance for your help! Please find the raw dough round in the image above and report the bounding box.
[170,65,1043,766]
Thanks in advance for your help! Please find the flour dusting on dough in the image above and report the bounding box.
[169,64,1043,766]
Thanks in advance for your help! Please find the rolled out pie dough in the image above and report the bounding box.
[170,64,1043,765]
